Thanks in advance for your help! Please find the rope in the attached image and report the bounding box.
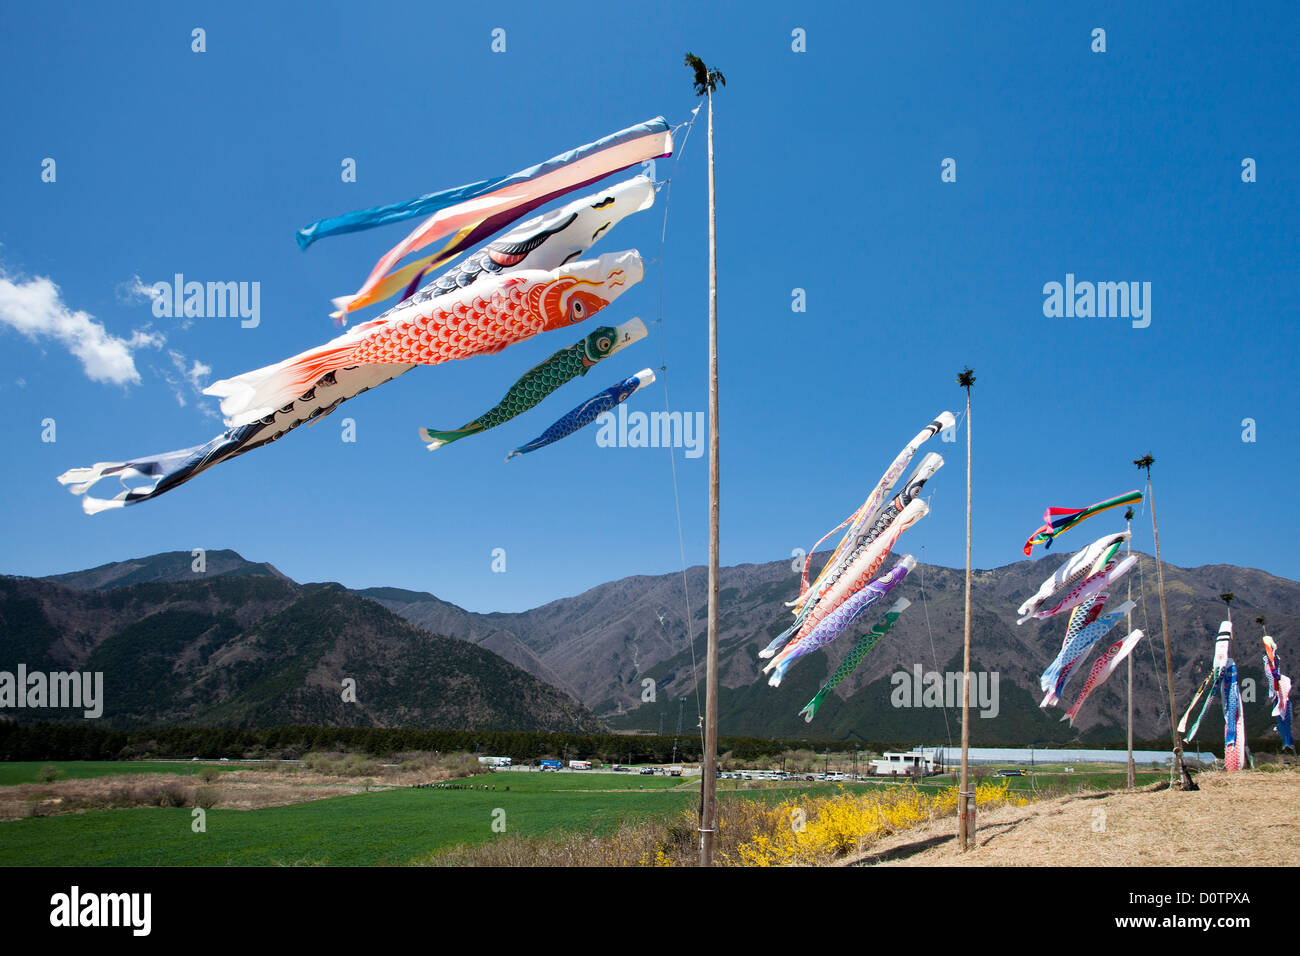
[918,534,954,754]
[651,107,706,751]
[1136,545,1169,721]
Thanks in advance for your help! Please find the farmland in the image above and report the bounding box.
[0,760,1174,866]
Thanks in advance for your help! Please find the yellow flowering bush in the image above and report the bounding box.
[722,780,1027,867]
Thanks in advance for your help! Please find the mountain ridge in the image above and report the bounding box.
[19,548,1299,747]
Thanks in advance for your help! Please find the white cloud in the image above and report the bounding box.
[160,348,218,418]
[0,273,163,385]
[116,274,165,306]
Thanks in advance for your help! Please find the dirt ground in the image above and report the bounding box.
[845,769,1299,867]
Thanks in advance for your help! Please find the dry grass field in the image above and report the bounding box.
[0,757,476,821]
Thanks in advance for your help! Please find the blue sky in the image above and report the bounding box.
[2,2,1297,612]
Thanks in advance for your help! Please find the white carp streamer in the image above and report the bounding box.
[1017,531,1129,623]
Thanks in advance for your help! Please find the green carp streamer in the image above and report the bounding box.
[419,320,643,449]
[798,599,910,723]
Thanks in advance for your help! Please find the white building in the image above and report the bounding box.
[870,751,936,776]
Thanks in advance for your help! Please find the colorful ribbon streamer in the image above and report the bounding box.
[1022,489,1143,556]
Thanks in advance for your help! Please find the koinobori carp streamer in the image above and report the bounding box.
[57,176,657,513]
[206,251,643,427]
[788,452,942,614]
[299,119,673,319]
[420,318,646,450]
[1017,531,1130,622]
[798,597,911,723]
[762,497,928,662]
[1039,599,1135,708]
[1262,634,1295,749]
[1062,628,1144,725]
[1023,553,1136,623]
[1221,658,1247,771]
[506,368,655,460]
[768,555,915,688]
[794,412,953,610]
[1179,620,1233,741]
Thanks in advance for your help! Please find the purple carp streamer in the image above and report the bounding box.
[799,598,911,723]
[1263,635,1295,750]
[766,453,941,658]
[758,413,945,716]
[794,412,953,605]
[762,497,927,661]
[1016,532,1129,623]
[57,176,656,513]
[1039,600,1135,708]
[788,452,941,613]
[1062,629,1144,725]
[768,555,915,687]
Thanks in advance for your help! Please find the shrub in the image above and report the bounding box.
[426,779,1029,867]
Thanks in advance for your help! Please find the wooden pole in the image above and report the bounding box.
[1126,518,1135,790]
[698,88,720,867]
[1147,477,1188,788]
[958,389,972,851]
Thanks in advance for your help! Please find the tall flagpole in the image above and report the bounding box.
[700,85,719,867]
[1125,509,1135,790]
[956,368,975,852]
[687,53,724,867]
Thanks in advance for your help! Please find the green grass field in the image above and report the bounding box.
[0,768,703,866]
[0,762,1165,865]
